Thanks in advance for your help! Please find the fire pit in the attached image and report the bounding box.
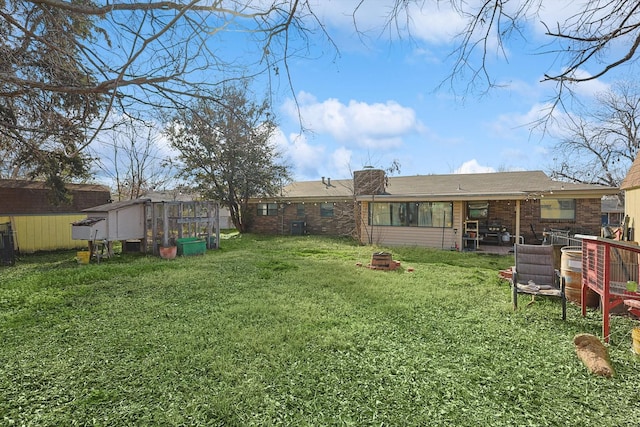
[369,252,399,270]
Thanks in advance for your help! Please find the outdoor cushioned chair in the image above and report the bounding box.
[511,243,567,320]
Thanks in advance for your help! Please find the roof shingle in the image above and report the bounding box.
[621,156,640,190]
[272,170,618,201]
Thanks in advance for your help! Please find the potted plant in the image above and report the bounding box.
[159,237,177,259]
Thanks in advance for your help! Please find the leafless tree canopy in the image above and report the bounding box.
[2,0,317,110]
[549,81,640,188]
[92,116,177,200]
[3,0,640,194]
[0,0,320,191]
[374,1,640,96]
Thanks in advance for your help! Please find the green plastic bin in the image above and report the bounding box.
[176,237,207,256]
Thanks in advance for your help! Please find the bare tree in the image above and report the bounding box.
[549,81,640,188]
[1,0,326,194]
[6,0,638,194]
[93,115,177,200]
[371,1,640,102]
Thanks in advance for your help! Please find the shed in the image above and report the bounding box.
[0,179,111,253]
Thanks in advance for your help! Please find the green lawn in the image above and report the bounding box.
[1,235,639,426]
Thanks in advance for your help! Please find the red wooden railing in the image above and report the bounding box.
[581,236,640,342]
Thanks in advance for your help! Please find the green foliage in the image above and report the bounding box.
[165,83,290,232]
[2,235,640,426]
[1,0,103,189]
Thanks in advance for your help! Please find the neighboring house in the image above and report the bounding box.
[0,179,111,253]
[247,169,619,249]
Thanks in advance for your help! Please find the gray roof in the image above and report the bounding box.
[277,179,354,200]
[265,170,618,202]
[0,179,108,192]
[140,190,198,202]
[83,198,150,212]
[380,171,618,200]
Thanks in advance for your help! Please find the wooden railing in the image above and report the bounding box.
[580,236,640,342]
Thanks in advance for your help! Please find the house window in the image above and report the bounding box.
[257,203,278,216]
[429,202,453,227]
[297,203,305,217]
[369,202,452,227]
[320,203,334,217]
[468,202,488,220]
[541,198,576,220]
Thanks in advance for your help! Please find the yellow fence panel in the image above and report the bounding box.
[9,214,87,253]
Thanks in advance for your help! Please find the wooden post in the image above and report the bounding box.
[603,241,611,342]
[142,200,150,253]
[178,202,184,239]
[207,201,214,249]
[163,202,169,247]
[215,202,220,249]
[151,202,158,255]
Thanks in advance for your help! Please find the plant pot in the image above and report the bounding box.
[159,245,177,260]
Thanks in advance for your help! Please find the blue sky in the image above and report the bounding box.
[89,0,632,189]
[267,0,622,182]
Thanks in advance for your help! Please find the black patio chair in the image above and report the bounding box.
[511,243,566,320]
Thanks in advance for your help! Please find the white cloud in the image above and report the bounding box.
[331,147,353,177]
[560,69,611,98]
[305,0,466,45]
[532,2,596,40]
[488,102,567,140]
[405,3,467,44]
[328,0,534,50]
[283,91,423,150]
[272,128,356,180]
[278,131,326,178]
[454,159,495,174]
[408,47,441,64]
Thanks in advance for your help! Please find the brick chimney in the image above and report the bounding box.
[353,168,386,196]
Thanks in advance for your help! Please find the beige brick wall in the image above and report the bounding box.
[483,198,602,242]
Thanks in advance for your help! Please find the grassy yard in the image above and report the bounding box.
[1,235,639,426]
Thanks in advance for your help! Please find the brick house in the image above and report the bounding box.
[247,169,619,249]
[247,176,356,237]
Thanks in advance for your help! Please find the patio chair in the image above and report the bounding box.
[511,243,567,320]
